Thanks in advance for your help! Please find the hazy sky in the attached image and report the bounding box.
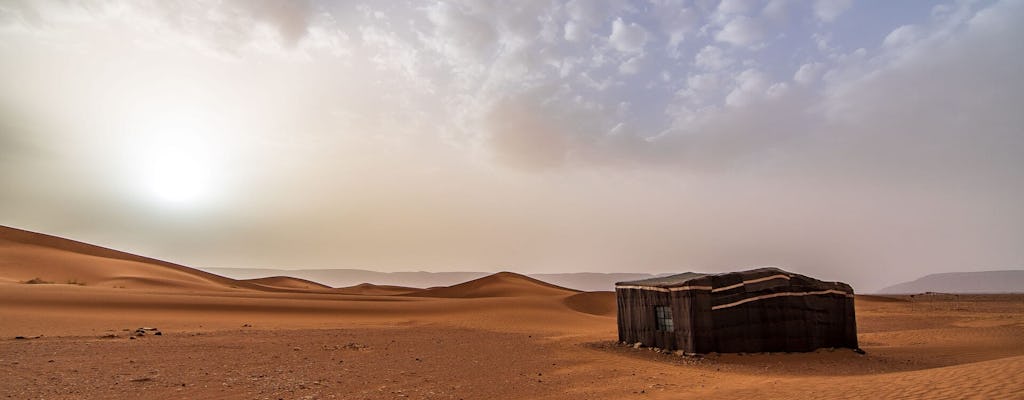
[1,0,1022,291]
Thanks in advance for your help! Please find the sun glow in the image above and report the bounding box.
[133,120,221,206]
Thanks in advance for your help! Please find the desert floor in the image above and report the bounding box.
[2,282,1023,400]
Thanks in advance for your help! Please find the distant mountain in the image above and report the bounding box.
[876,270,1024,294]
[200,267,664,292]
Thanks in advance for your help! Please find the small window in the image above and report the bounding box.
[655,306,674,332]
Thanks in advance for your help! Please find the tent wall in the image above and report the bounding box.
[615,269,858,354]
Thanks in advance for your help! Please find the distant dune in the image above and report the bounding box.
[335,283,421,296]
[411,271,578,298]
[202,267,664,291]
[877,270,1024,294]
[242,276,334,291]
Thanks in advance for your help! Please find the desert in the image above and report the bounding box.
[2,226,1022,399]
[3,2,1024,398]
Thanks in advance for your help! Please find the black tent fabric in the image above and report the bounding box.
[615,267,858,353]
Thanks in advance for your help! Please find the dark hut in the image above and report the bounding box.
[615,267,857,354]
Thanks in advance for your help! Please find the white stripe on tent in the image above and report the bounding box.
[617,274,792,293]
[711,289,854,310]
[711,274,791,292]
[615,285,713,292]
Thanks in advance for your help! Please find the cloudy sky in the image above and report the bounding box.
[1,0,1022,290]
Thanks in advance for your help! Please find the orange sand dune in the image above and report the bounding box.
[563,291,617,316]
[410,271,579,298]
[242,276,334,292]
[335,282,422,295]
[0,225,330,292]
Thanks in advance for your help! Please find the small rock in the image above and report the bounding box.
[154,331,162,336]
[632,342,643,349]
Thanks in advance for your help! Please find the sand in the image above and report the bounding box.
[2,225,1023,399]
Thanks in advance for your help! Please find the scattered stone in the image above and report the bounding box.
[242,324,253,327]
[154,331,162,336]
[343,342,368,350]
[853,348,866,355]
[673,350,685,356]
[100,334,118,339]
[129,377,153,383]
[632,342,642,349]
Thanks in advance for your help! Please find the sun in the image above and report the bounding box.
[134,128,218,206]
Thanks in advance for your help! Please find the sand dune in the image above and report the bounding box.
[0,225,332,293]
[563,291,617,316]
[410,271,579,298]
[335,282,422,295]
[0,226,252,291]
[242,276,334,292]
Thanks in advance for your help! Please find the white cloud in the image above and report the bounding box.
[882,25,919,48]
[725,69,767,106]
[694,45,733,70]
[425,3,497,63]
[609,17,648,52]
[717,0,754,15]
[564,20,583,41]
[813,0,853,23]
[793,62,824,85]
[618,55,644,74]
[715,16,763,47]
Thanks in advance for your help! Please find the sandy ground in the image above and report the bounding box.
[2,226,1023,399]
[2,284,1022,399]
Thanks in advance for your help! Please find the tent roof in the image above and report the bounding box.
[615,267,796,288]
[615,272,709,287]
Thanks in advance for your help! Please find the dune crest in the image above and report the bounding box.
[410,271,579,298]
[335,283,422,295]
[0,225,332,292]
[242,276,334,291]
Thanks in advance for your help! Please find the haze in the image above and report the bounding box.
[1,0,1022,292]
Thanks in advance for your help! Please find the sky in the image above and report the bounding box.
[1,0,1022,291]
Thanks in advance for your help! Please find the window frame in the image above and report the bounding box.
[655,305,674,332]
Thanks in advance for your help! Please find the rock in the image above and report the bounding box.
[673,350,685,356]
[154,331,162,336]
[242,323,252,327]
[632,342,643,349]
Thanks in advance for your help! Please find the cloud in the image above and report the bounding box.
[715,16,763,47]
[813,0,853,23]
[1,0,1022,291]
[717,0,755,15]
[694,45,733,70]
[425,2,498,63]
[793,62,824,85]
[609,17,648,52]
[882,25,920,48]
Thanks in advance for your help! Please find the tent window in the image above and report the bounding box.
[655,306,674,332]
